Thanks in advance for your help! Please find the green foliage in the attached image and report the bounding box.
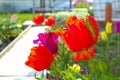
[54,11,89,28]
[0,13,32,20]
[96,34,118,47]
[0,18,24,46]
[75,2,89,9]
[74,2,94,16]
[50,21,120,79]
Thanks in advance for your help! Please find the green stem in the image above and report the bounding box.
[118,34,120,58]
[104,34,111,71]
[52,62,60,80]
[84,49,95,78]
[94,45,105,54]
[51,61,65,80]
[34,72,37,79]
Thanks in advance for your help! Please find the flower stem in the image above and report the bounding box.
[51,61,65,80]
[118,34,120,58]
[84,49,95,77]
[104,34,111,71]
[52,62,60,80]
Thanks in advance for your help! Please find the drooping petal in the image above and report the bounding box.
[79,48,95,60]
[25,45,54,71]
[73,54,80,62]
[73,48,95,61]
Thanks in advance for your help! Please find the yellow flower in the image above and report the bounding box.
[101,31,107,41]
[105,22,112,34]
[69,64,80,73]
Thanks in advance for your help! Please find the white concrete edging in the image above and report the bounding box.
[0,25,32,59]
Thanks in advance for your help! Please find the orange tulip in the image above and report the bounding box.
[56,15,99,52]
[32,13,44,25]
[45,16,55,26]
[25,45,54,71]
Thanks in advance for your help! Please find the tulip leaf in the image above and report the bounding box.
[97,60,108,73]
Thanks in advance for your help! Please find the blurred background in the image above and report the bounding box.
[0,0,120,19]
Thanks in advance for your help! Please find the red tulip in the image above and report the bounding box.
[56,15,99,52]
[73,54,81,62]
[86,15,100,47]
[45,16,55,26]
[80,48,95,60]
[73,48,95,61]
[32,13,44,25]
[25,45,54,71]
[66,15,77,27]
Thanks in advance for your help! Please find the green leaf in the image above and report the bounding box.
[97,60,108,73]
[72,72,82,79]
[62,71,76,80]
[99,73,117,80]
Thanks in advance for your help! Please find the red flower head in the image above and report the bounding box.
[32,13,44,25]
[45,16,56,26]
[73,48,95,61]
[25,45,54,71]
[56,15,99,52]
[80,48,95,60]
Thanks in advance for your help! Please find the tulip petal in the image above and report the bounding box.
[25,45,54,71]
[33,32,58,54]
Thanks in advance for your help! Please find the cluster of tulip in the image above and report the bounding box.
[25,13,120,80]
[32,13,55,26]
[25,13,100,80]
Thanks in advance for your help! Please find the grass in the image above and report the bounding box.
[0,12,55,18]
[0,13,33,20]
[0,11,89,19]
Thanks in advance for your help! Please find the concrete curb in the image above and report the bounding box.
[0,25,32,59]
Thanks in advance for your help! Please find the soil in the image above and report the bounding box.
[0,25,28,52]
[0,41,12,52]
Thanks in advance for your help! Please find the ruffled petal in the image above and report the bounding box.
[25,45,54,71]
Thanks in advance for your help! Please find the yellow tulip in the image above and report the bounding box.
[106,22,112,34]
[101,31,107,41]
[69,64,80,73]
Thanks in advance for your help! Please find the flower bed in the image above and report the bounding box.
[0,14,26,52]
[23,13,120,80]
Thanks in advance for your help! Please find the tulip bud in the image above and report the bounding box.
[101,31,107,41]
[106,22,112,34]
